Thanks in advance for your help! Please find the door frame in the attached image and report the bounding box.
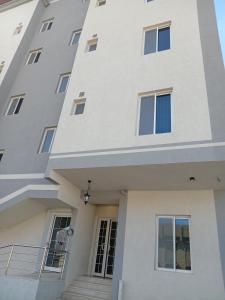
[44,212,72,273]
[92,217,117,278]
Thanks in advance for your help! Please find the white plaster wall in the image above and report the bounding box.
[52,0,211,155]
[95,205,118,219]
[0,210,47,246]
[0,0,39,84]
[122,190,225,300]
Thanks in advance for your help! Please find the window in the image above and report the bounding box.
[73,99,86,115]
[57,73,70,93]
[6,95,24,115]
[39,127,56,153]
[0,61,5,74]
[70,29,82,45]
[144,24,170,55]
[40,19,53,32]
[87,38,98,52]
[27,49,42,64]
[157,216,191,272]
[13,23,23,35]
[0,151,4,162]
[97,0,106,6]
[138,92,171,135]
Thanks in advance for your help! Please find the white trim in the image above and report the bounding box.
[0,184,59,205]
[39,127,56,154]
[0,173,45,180]
[5,95,25,116]
[26,49,42,65]
[69,29,82,46]
[50,140,225,159]
[156,215,192,273]
[56,73,71,94]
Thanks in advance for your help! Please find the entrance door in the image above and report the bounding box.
[45,215,71,272]
[93,218,117,278]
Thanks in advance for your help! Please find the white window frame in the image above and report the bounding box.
[39,127,56,154]
[137,89,172,136]
[40,19,54,32]
[86,38,98,52]
[5,95,25,116]
[72,98,86,115]
[70,29,82,45]
[0,62,5,74]
[26,49,42,65]
[56,73,71,94]
[156,215,192,273]
[143,21,171,55]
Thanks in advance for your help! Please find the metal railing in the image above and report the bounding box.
[0,243,68,280]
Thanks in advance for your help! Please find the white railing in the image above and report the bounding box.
[0,244,68,279]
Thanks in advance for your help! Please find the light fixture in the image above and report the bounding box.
[84,180,92,205]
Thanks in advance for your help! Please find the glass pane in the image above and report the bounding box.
[47,22,53,30]
[158,27,170,52]
[144,29,157,55]
[176,218,191,271]
[139,96,155,135]
[72,32,81,44]
[34,52,41,63]
[89,43,97,51]
[7,99,18,115]
[41,129,54,153]
[75,103,85,115]
[158,217,174,269]
[58,76,69,93]
[41,22,48,32]
[156,94,171,134]
[14,98,24,114]
[27,52,36,64]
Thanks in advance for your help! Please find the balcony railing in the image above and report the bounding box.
[0,243,68,279]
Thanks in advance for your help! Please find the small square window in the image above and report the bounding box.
[70,29,82,45]
[40,19,53,32]
[27,49,42,64]
[6,95,24,116]
[97,0,106,6]
[39,127,56,153]
[87,39,98,52]
[144,24,170,55]
[138,91,171,135]
[57,73,70,93]
[13,23,23,35]
[73,99,86,115]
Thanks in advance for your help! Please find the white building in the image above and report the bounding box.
[0,0,225,300]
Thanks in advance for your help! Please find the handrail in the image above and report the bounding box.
[0,243,69,279]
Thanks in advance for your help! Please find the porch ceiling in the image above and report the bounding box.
[56,161,225,192]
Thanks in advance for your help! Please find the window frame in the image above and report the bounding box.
[86,38,98,52]
[39,127,56,154]
[5,95,25,116]
[143,21,171,55]
[137,89,172,136]
[40,18,54,33]
[72,98,86,116]
[26,49,42,65]
[70,29,82,46]
[56,73,71,94]
[97,0,106,6]
[156,215,192,273]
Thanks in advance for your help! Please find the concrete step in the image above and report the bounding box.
[63,292,110,300]
[70,280,112,293]
[77,276,112,286]
[66,287,111,299]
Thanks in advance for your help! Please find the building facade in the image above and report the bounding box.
[0,0,225,300]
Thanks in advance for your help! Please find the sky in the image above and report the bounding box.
[215,0,225,65]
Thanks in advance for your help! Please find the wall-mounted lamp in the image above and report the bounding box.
[84,180,92,205]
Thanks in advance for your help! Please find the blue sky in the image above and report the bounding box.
[215,0,225,65]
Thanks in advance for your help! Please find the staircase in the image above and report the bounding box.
[62,276,112,300]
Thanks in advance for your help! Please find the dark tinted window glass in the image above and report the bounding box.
[158,27,170,51]
[156,94,171,134]
[176,219,191,271]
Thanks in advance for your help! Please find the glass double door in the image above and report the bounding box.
[93,218,117,278]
